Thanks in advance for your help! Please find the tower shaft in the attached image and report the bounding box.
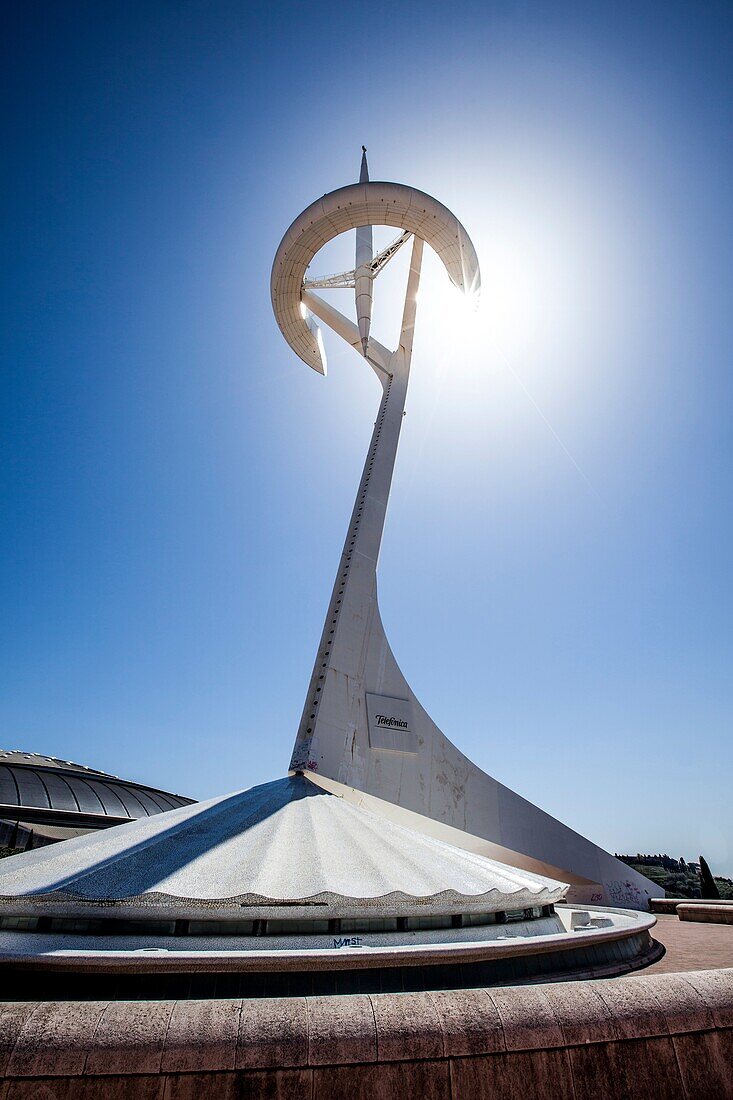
[291,237,423,770]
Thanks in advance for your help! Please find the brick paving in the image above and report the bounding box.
[635,912,733,974]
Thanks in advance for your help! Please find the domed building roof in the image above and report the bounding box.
[0,775,566,920]
[0,750,120,776]
[0,749,194,832]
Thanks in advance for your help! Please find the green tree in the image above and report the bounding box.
[699,855,721,900]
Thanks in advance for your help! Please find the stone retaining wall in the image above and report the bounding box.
[1,968,731,1098]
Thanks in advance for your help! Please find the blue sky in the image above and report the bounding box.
[1,1,731,873]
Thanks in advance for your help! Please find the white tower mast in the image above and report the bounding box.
[271,154,660,910]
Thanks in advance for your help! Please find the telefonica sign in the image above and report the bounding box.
[375,714,409,730]
[366,694,417,754]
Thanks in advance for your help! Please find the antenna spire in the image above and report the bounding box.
[355,147,373,355]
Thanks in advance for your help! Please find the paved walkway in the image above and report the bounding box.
[637,912,733,974]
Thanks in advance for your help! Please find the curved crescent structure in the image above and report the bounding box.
[271,179,480,373]
[273,153,661,911]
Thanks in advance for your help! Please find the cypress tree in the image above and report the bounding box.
[699,855,721,900]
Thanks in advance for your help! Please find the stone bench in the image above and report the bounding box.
[677,904,733,925]
[650,897,733,915]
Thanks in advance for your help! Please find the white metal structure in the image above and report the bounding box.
[271,152,660,910]
[0,774,660,983]
[0,775,566,918]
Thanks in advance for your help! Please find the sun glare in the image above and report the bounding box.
[416,265,485,366]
